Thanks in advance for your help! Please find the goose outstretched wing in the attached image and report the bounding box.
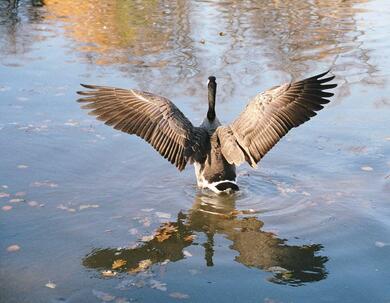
[217,71,337,167]
[77,85,209,171]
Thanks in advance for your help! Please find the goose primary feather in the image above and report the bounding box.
[77,71,337,193]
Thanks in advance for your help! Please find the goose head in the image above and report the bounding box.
[207,76,216,122]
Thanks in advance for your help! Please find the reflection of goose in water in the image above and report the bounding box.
[77,71,336,193]
[83,193,328,285]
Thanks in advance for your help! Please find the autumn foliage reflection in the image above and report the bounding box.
[83,193,328,286]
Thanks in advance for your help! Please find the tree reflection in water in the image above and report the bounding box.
[83,193,328,286]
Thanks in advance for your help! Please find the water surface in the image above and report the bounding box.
[1,0,390,302]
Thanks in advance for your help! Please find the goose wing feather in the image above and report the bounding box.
[77,85,209,171]
[218,71,337,167]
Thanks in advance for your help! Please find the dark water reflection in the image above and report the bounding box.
[83,193,328,286]
[1,0,390,302]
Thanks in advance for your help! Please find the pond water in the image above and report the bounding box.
[0,0,389,302]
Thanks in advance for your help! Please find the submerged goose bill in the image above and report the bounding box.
[77,71,337,193]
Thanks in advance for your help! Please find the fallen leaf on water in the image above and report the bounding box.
[141,208,154,212]
[170,292,189,299]
[57,204,76,212]
[155,232,170,242]
[141,235,154,242]
[128,259,152,274]
[361,166,373,171]
[27,201,39,207]
[79,204,100,210]
[2,205,12,211]
[9,198,24,203]
[183,250,192,257]
[375,241,389,248]
[64,119,79,126]
[92,290,115,302]
[45,282,56,289]
[101,270,117,277]
[155,212,171,219]
[150,279,167,291]
[7,244,20,252]
[31,180,58,188]
[183,235,196,242]
[0,192,10,199]
[112,259,127,270]
[154,223,178,242]
[161,259,170,265]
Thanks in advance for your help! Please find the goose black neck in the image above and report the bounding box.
[207,76,216,121]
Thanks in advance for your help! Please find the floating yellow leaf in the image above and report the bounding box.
[9,198,24,203]
[183,235,195,242]
[45,282,56,289]
[155,232,171,242]
[0,192,10,198]
[112,259,127,269]
[128,259,152,274]
[101,270,117,277]
[154,223,178,242]
[141,235,154,242]
[361,166,373,171]
[7,244,20,252]
[2,205,12,211]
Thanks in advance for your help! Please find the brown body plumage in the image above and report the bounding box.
[77,71,336,193]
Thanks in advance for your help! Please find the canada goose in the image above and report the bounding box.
[77,71,336,193]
